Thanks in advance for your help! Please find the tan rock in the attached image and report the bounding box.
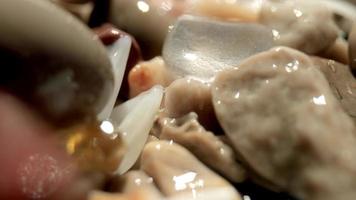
[212,46,356,200]
[140,141,241,199]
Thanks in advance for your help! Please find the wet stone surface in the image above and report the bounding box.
[163,15,274,80]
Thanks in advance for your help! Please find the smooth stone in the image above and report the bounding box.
[260,0,339,54]
[0,0,113,126]
[212,47,356,200]
[163,15,274,81]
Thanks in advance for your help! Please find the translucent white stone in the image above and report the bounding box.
[163,15,274,81]
[110,85,164,174]
[98,36,132,120]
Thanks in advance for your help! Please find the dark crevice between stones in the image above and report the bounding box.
[234,181,298,200]
[89,0,111,28]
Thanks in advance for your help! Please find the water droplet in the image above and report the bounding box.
[272,29,281,40]
[137,1,150,13]
[293,9,303,18]
[312,95,327,106]
[173,172,198,191]
[347,85,353,95]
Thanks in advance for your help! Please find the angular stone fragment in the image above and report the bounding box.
[164,78,218,131]
[158,113,246,182]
